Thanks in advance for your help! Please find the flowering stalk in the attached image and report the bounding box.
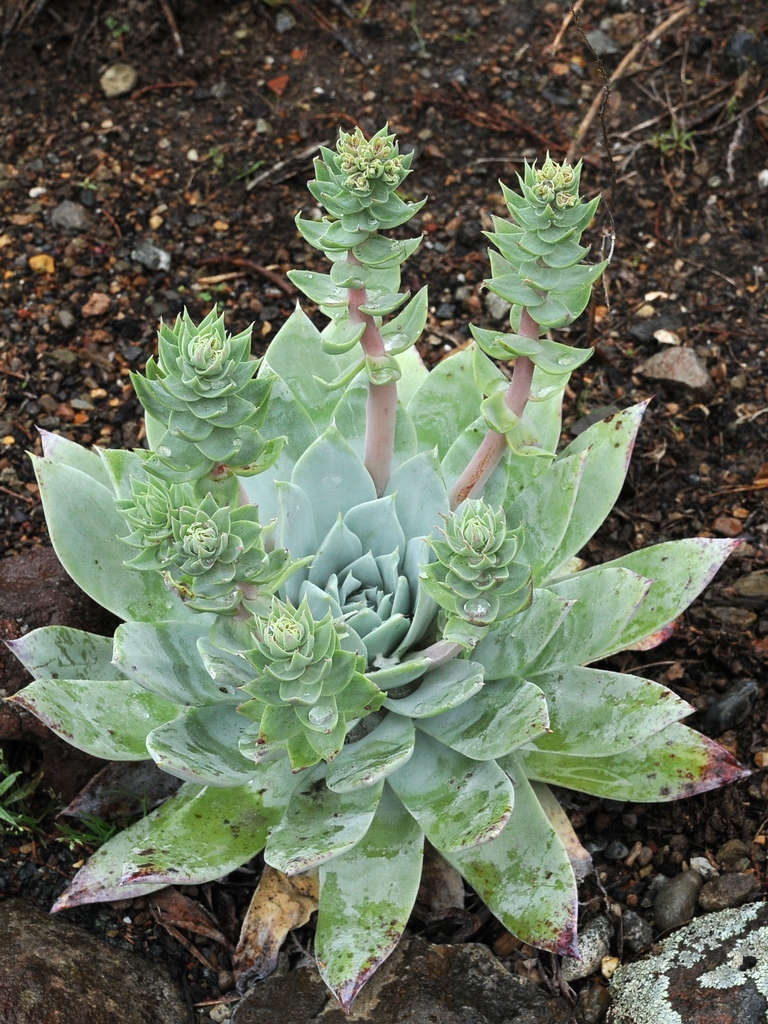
[451,156,607,509]
[289,126,426,497]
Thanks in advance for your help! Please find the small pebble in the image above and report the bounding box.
[715,838,752,870]
[99,63,138,98]
[56,309,76,330]
[605,841,629,861]
[690,856,719,881]
[653,871,702,932]
[621,909,653,953]
[701,680,759,736]
[698,872,760,911]
[435,303,455,320]
[484,291,512,322]
[733,571,768,600]
[576,981,612,1024]
[561,916,613,981]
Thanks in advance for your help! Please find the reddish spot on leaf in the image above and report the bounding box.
[267,74,290,97]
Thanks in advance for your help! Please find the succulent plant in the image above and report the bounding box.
[8,127,747,1011]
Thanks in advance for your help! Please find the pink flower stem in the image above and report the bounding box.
[448,308,540,510]
[347,257,397,497]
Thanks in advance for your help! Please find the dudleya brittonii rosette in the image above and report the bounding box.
[8,125,748,1010]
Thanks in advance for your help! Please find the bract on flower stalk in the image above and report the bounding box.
[8,123,748,1013]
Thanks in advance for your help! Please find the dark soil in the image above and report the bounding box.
[1,0,767,1020]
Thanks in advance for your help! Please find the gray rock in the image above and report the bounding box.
[100,62,138,98]
[484,291,512,323]
[275,10,296,33]
[653,870,703,932]
[56,308,76,329]
[699,873,761,912]
[605,841,629,861]
[50,200,91,231]
[638,347,712,396]
[232,935,576,1023]
[0,899,187,1024]
[130,238,172,272]
[709,606,757,629]
[585,29,620,56]
[621,910,653,954]
[561,916,613,982]
[575,983,611,1024]
[610,903,768,1024]
[716,839,752,869]
[700,680,759,736]
[689,856,719,881]
[733,571,768,601]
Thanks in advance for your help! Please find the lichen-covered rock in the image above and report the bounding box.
[609,903,768,1024]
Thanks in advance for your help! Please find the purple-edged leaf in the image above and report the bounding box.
[39,429,111,486]
[529,568,652,672]
[415,678,548,760]
[448,757,578,957]
[264,766,383,876]
[531,667,693,757]
[582,538,740,654]
[316,785,424,1011]
[387,731,514,852]
[543,402,649,581]
[52,783,204,911]
[12,678,180,760]
[121,760,299,885]
[517,721,750,801]
[7,626,121,682]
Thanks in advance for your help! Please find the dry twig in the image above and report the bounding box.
[547,0,585,56]
[157,0,184,57]
[197,257,296,297]
[567,2,697,163]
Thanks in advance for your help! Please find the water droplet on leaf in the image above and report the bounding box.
[463,598,492,620]
[308,704,337,731]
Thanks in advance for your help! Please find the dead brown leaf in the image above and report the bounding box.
[233,865,318,993]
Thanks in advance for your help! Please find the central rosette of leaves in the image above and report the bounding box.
[281,492,430,669]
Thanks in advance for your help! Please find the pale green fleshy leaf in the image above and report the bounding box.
[517,721,749,801]
[325,714,415,792]
[447,758,578,956]
[145,704,257,786]
[407,348,481,459]
[7,626,122,681]
[385,449,448,545]
[53,784,205,910]
[39,429,111,487]
[343,494,405,561]
[505,451,588,583]
[291,426,377,541]
[577,538,739,654]
[531,667,693,757]
[262,304,356,428]
[120,761,300,884]
[98,447,146,500]
[529,568,652,672]
[542,403,648,581]
[113,621,240,706]
[473,589,572,680]
[265,766,384,875]
[416,678,548,759]
[387,731,514,852]
[316,785,423,1011]
[395,344,428,409]
[32,457,195,623]
[12,678,180,760]
[384,660,484,718]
